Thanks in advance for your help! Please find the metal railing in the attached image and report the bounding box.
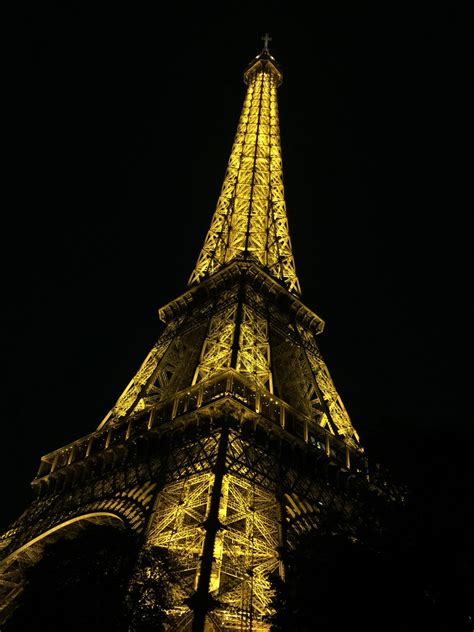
[36,369,367,479]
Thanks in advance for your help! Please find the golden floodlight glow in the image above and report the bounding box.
[0,38,377,632]
[189,51,301,295]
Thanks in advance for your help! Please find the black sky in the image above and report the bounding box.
[2,4,472,592]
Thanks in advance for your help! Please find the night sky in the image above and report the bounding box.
[2,5,472,597]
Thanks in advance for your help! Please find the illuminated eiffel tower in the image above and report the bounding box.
[0,37,397,631]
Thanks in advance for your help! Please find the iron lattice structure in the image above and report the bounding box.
[0,44,400,631]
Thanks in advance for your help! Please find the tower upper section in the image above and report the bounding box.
[188,45,301,295]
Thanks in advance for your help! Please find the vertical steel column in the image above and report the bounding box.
[191,421,230,632]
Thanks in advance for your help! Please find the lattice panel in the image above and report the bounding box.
[226,434,279,491]
[99,315,185,428]
[271,329,326,424]
[164,434,219,484]
[305,349,360,447]
[213,475,280,630]
[141,323,207,407]
[146,474,213,626]
[192,304,237,384]
[236,305,273,392]
[146,469,279,630]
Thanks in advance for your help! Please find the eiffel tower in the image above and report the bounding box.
[0,37,398,631]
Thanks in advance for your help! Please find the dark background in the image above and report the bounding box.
[2,3,472,605]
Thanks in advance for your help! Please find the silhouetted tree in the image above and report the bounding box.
[126,544,180,631]
[268,494,473,632]
[4,523,179,632]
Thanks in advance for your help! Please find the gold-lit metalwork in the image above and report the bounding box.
[192,298,237,384]
[189,49,301,295]
[98,315,186,427]
[0,40,401,631]
[147,471,279,629]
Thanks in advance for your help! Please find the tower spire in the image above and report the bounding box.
[262,32,272,52]
[189,39,301,295]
